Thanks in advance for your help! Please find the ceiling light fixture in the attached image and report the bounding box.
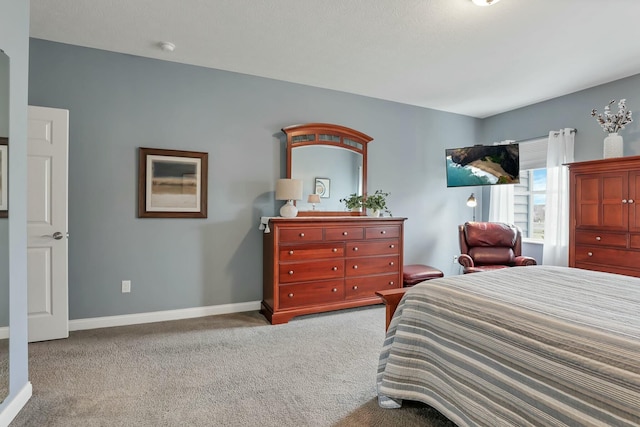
[471,0,501,6]
[159,42,175,52]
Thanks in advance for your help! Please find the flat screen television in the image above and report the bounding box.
[445,144,520,188]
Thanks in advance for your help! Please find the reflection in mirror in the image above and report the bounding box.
[292,145,362,212]
[283,123,372,216]
[0,48,9,403]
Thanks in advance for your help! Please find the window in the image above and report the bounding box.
[514,168,546,240]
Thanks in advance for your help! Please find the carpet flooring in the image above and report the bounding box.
[10,306,456,426]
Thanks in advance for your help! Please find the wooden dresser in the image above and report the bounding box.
[568,155,640,277]
[262,216,406,324]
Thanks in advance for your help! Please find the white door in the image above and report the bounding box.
[27,106,69,342]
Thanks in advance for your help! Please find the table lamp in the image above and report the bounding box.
[307,194,321,211]
[276,179,303,218]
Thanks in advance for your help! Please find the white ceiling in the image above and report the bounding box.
[29,0,640,118]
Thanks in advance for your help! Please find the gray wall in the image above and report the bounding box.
[0,0,30,415]
[0,52,9,328]
[28,39,481,320]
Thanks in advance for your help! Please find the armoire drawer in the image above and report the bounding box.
[575,230,627,248]
[278,280,344,309]
[345,274,400,300]
[574,245,640,270]
[345,255,399,276]
[346,240,399,257]
[279,243,344,261]
[279,259,344,283]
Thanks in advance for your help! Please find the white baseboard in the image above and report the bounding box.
[0,382,32,427]
[0,327,7,340]
[69,300,262,332]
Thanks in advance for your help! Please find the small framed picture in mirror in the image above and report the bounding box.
[315,177,330,198]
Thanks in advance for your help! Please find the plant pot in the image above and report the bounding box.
[368,209,381,218]
[604,133,623,159]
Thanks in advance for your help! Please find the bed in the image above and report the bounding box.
[377,265,640,426]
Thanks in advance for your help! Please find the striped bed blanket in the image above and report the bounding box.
[376,265,640,426]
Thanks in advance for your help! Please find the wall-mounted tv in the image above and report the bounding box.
[445,144,520,188]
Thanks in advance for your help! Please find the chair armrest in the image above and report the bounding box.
[458,254,474,268]
[514,256,537,266]
[375,288,409,331]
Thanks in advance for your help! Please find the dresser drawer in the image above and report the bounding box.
[279,259,344,283]
[575,230,627,248]
[325,227,364,241]
[278,280,344,309]
[366,225,400,240]
[279,228,323,242]
[345,240,399,257]
[574,245,640,270]
[345,274,400,300]
[345,255,399,277]
[279,243,344,261]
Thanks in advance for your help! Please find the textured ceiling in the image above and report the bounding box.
[29,0,640,118]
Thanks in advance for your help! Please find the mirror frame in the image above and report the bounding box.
[283,123,373,217]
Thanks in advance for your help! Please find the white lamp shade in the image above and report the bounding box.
[275,179,303,201]
[466,193,477,207]
[307,194,321,204]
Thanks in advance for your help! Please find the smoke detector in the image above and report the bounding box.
[159,42,175,52]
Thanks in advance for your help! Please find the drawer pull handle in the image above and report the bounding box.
[630,199,635,204]
[299,232,305,237]
[288,293,294,298]
[332,266,338,271]
[595,236,601,241]
[389,261,395,266]
[353,265,358,269]
[353,247,359,251]
[352,285,358,290]
[288,270,294,275]
[622,199,628,204]
[381,230,386,234]
[332,288,338,292]
[332,248,338,252]
[389,281,394,286]
[587,252,593,257]
[289,250,294,255]
[342,231,348,236]
[390,244,395,249]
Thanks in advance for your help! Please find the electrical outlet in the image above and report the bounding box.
[452,255,459,264]
[121,280,131,293]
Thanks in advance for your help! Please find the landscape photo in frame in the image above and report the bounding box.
[138,147,208,218]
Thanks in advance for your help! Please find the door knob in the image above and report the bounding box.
[52,232,64,240]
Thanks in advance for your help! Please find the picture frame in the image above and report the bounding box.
[315,177,331,198]
[0,138,7,218]
[138,147,208,218]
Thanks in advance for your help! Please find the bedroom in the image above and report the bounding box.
[2,0,640,425]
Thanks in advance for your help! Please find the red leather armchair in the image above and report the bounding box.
[458,222,537,274]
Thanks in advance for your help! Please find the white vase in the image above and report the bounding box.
[603,132,623,159]
[368,209,381,218]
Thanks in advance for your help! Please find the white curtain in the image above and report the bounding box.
[542,128,575,266]
[488,185,514,224]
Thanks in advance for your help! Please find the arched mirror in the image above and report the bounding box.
[0,48,9,403]
[284,123,372,216]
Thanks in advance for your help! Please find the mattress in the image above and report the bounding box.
[377,265,640,426]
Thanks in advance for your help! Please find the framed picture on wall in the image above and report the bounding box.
[0,138,7,218]
[138,147,208,218]
[315,177,330,198]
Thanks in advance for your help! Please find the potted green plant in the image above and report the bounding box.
[339,193,364,212]
[364,190,392,217]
